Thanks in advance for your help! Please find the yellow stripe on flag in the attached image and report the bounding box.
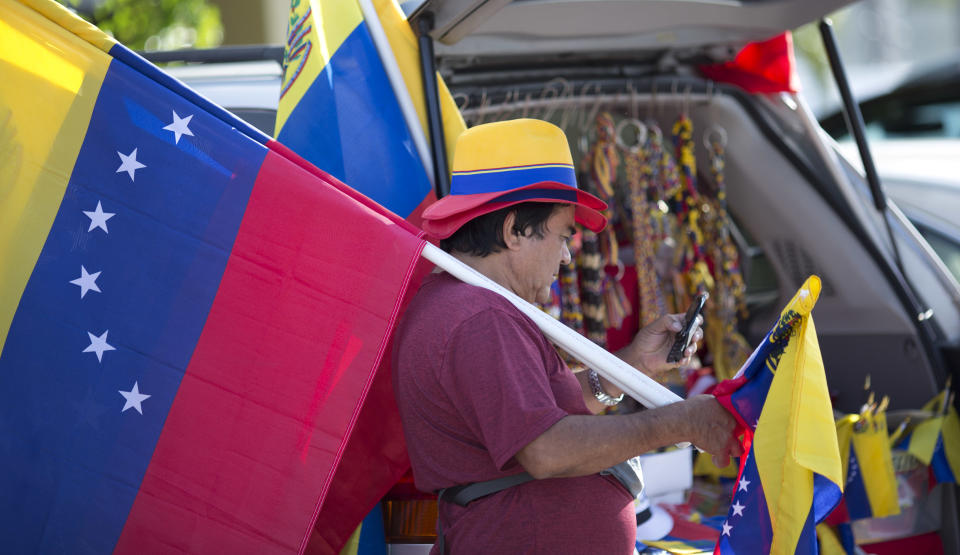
[816,524,847,555]
[909,415,945,465]
[642,540,712,554]
[21,0,117,53]
[836,414,855,478]
[338,522,361,555]
[275,0,364,133]
[910,390,960,478]
[943,406,960,478]
[753,276,844,554]
[0,0,110,351]
[373,0,465,161]
[853,411,899,518]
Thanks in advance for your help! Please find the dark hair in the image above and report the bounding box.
[440,202,561,257]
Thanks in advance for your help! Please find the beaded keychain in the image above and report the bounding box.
[701,125,752,380]
[621,119,666,328]
[578,112,619,347]
[672,111,713,301]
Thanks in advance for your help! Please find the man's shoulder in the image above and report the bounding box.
[411,272,517,319]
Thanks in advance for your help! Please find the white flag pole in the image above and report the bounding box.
[420,243,684,409]
[358,0,436,188]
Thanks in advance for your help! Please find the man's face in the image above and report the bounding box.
[513,205,575,305]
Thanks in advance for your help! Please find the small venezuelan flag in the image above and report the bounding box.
[712,276,844,554]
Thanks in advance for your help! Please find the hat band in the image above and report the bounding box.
[485,187,578,205]
[451,164,577,195]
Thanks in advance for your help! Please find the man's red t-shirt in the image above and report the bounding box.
[393,272,636,554]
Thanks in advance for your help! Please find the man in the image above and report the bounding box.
[393,119,741,554]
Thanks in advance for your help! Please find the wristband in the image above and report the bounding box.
[588,369,624,406]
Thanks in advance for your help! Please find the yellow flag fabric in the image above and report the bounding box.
[815,523,847,555]
[837,411,900,519]
[693,450,739,480]
[372,0,464,158]
[907,390,960,482]
[0,0,113,351]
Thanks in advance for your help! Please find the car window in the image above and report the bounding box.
[230,108,277,137]
[915,224,960,284]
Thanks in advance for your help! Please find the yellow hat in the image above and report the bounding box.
[421,119,607,238]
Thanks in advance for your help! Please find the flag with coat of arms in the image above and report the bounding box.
[712,276,844,554]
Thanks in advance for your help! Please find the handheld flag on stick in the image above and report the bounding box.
[712,276,843,554]
[903,385,960,484]
[833,407,899,521]
[0,1,427,552]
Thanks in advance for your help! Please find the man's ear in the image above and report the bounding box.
[502,211,522,249]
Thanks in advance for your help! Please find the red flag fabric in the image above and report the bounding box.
[700,32,800,94]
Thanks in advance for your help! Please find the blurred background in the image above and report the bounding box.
[56,0,960,130]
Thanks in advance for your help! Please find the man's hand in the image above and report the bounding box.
[615,312,704,377]
[680,395,743,467]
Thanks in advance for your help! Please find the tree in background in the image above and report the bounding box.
[57,0,223,51]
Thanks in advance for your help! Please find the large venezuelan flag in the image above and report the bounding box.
[275,0,464,223]
[0,1,426,552]
[712,276,843,554]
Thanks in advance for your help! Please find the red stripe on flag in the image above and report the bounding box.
[115,150,425,553]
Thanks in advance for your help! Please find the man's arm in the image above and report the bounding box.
[575,312,703,414]
[515,395,741,479]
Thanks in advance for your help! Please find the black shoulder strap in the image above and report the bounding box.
[435,472,535,553]
[437,471,534,507]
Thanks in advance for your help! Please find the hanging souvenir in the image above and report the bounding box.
[578,112,619,346]
[701,125,752,380]
[648,122,683,314]
[559,234,585,335]
[671,110,712,299]
[621,118,666,327]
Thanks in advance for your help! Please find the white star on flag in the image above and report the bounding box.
[738,476,751,492]
[116,148,146,181]
[83,201,115,233]
[69,265,101,298]
[83,330,116,362]
[722,521,733,536]
[163,110,194,144]
[119,381,151,414]
[731,500,745,517]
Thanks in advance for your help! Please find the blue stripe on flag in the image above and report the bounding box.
[931,437,957,483]
[275,23,430,219]
[717,449,773,553]
[843,444,873,520]
[0,59,264,552]
[108,43,272,146]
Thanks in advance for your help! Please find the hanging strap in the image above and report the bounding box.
[437,471,534,508]
[434,472,534,554]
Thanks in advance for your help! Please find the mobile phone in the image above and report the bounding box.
[666,292,708,364]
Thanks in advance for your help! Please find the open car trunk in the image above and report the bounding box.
[155,0,960,550]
